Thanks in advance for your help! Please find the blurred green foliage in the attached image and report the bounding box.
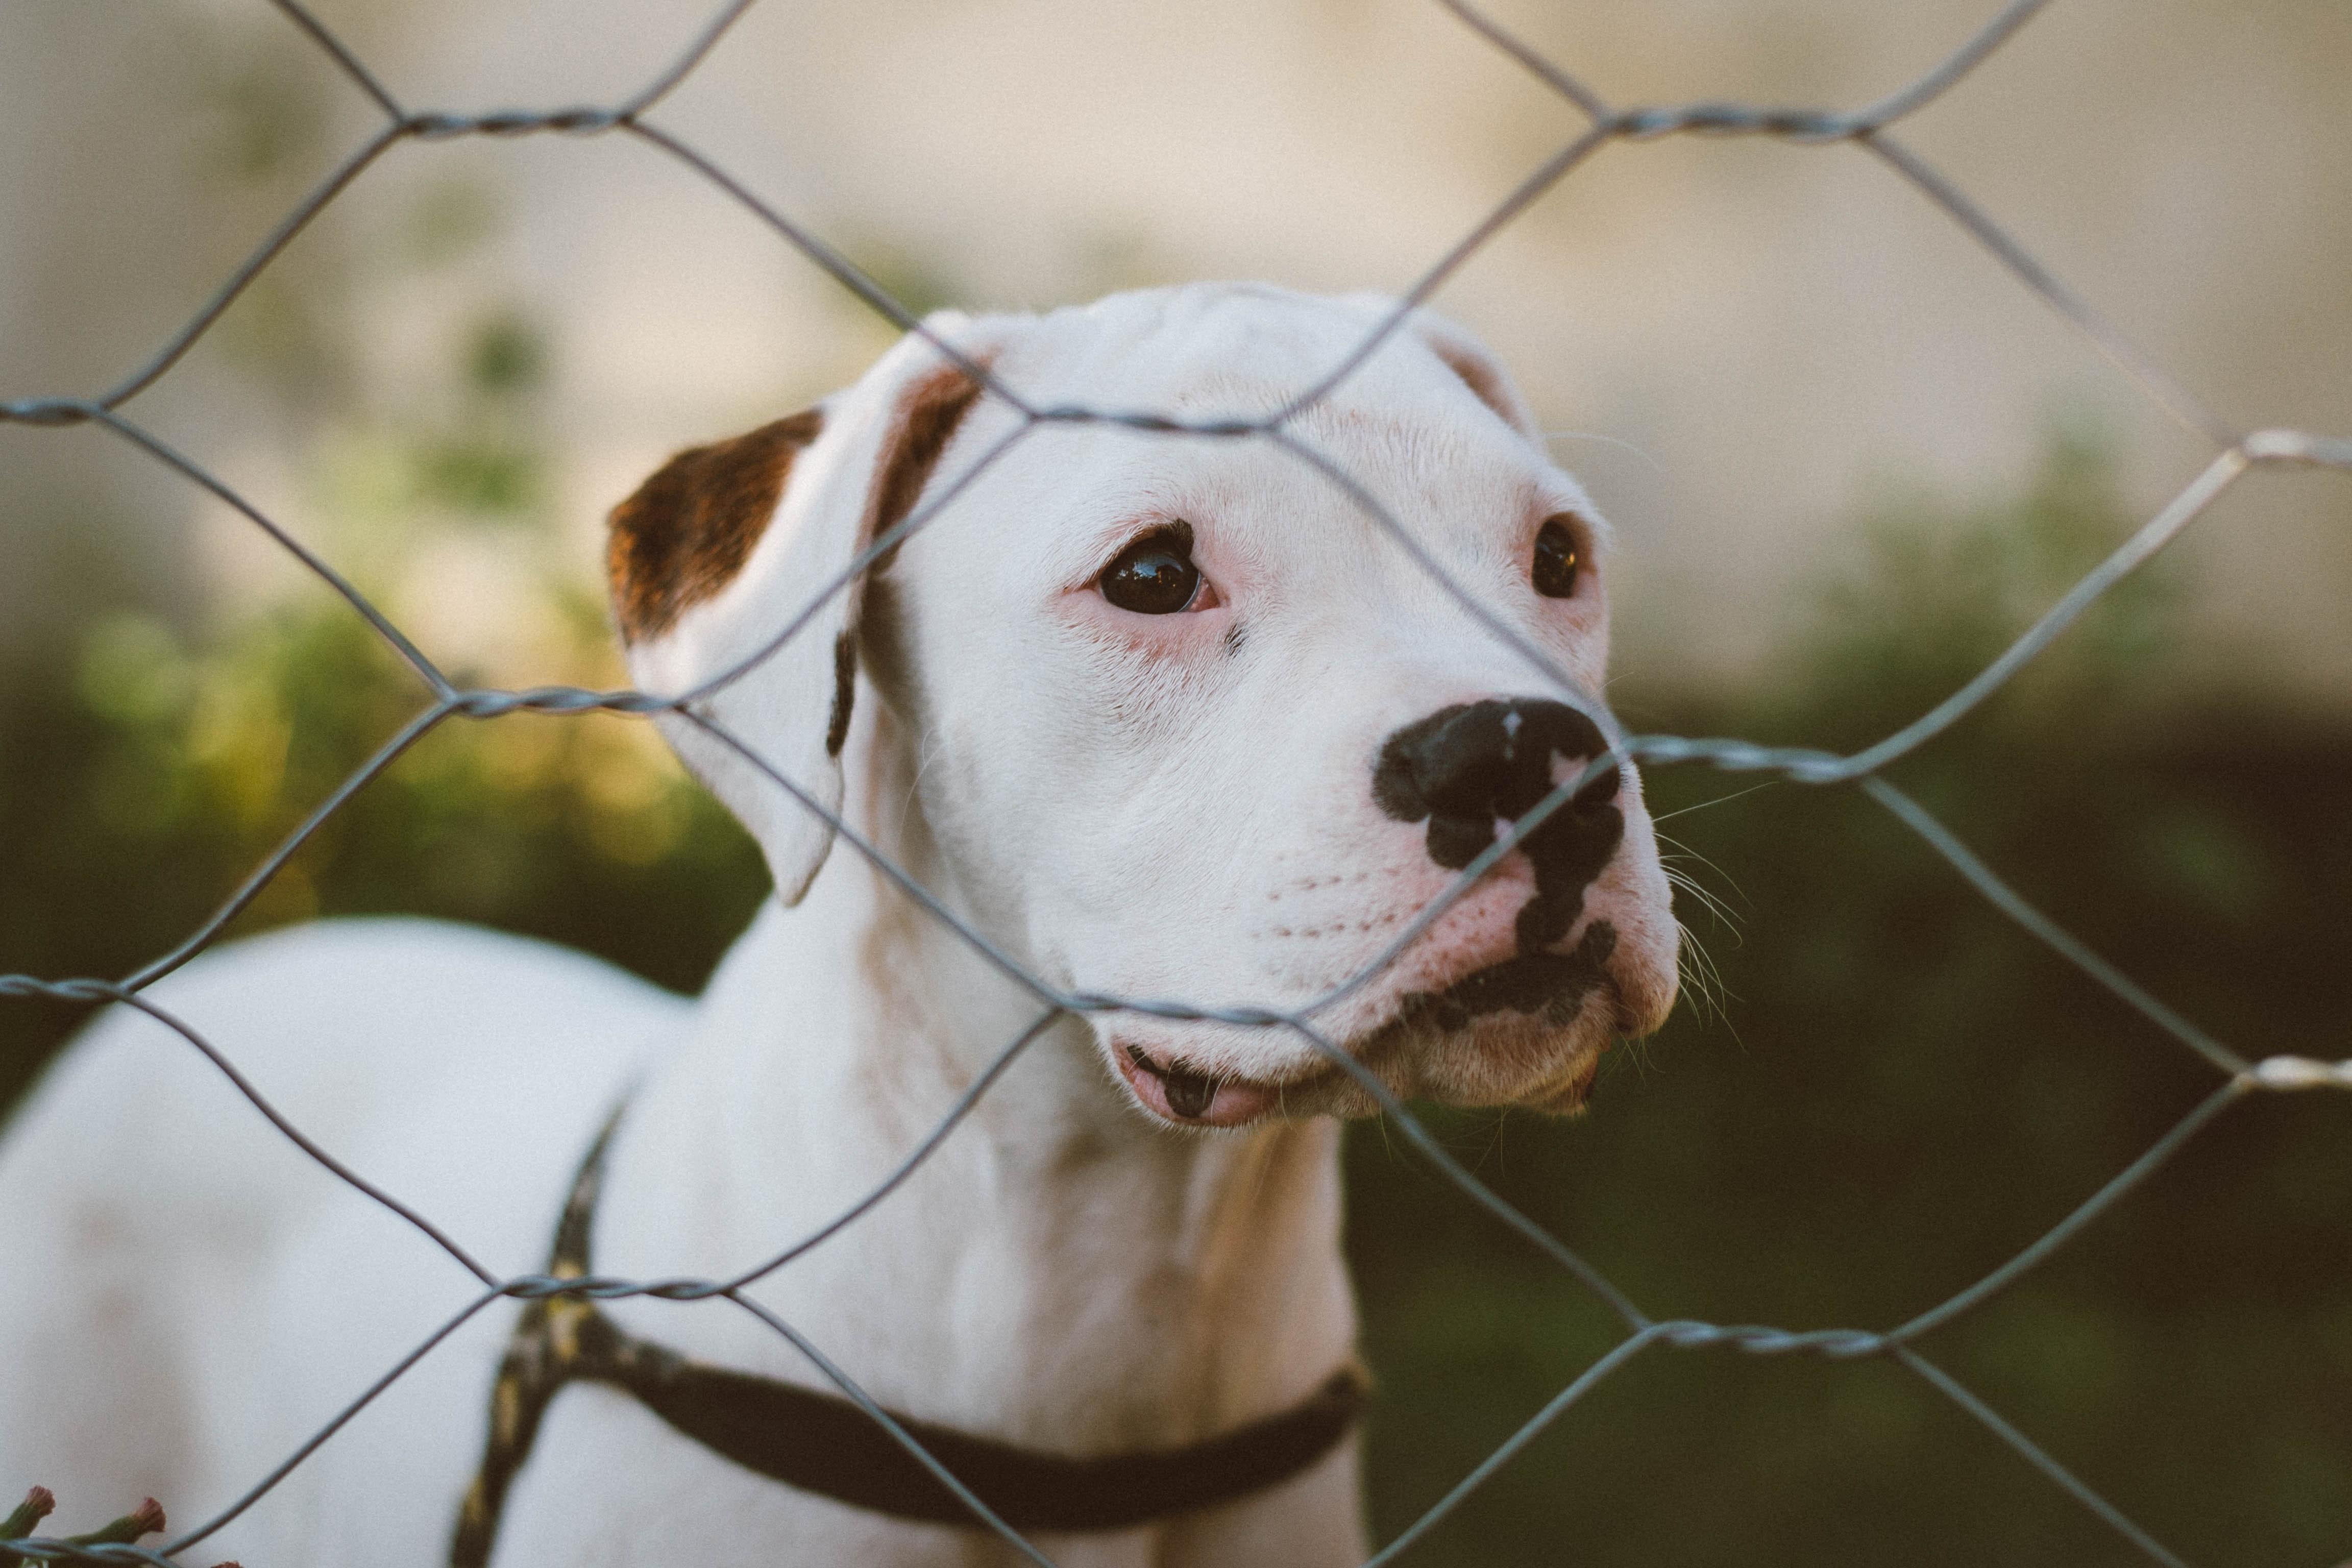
[0,599,767,1113]
[0,435,2345,1565]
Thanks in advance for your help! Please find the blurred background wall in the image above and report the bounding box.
[5,0,2349,698]
[3,4,2348,1565]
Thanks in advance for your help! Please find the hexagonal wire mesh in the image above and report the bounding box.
[3,1,2349,1563]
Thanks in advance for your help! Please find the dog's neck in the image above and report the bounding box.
[596,704,1357,1451]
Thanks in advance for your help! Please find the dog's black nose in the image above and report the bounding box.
[1373,699,1621,870]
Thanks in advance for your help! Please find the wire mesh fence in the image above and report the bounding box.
[3,0,2349,1562]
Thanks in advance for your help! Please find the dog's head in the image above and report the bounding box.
[611,283,1676,1128]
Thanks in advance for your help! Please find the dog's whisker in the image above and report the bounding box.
[1540,428,1667,477]
[1663,876,1742,943]
[1648,778,1779,825]
[1662,863,1745,942]
[1653,830,1752,907]
[1672,916,1737,1030]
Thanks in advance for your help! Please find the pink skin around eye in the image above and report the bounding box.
[1061,569,1228,665]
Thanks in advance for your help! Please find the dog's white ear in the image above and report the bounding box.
[608,323,992,904]
[1406,310,1540,438]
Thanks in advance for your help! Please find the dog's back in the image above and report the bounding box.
[0,917,684,1558]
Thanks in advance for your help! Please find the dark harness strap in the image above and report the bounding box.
[451,1114,1368,1565]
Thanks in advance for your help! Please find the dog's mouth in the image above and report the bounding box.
[1111,921,1623,1128]
[1355,920,1618,1050]
[1117,1044,1312,1128]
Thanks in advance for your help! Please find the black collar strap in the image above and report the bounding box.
[452,1115,1369,1566]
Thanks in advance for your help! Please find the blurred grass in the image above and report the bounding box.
[1,434,2347,1564]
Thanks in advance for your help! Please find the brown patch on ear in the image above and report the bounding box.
[607,408,824,644]
[862,360,990,555]
[822,358,990,754]
[1431,345,1528,434]
[825,630,857,757]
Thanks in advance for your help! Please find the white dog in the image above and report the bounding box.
[0,283,1676,1566]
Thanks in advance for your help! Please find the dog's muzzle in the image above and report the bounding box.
[1113,699,1640,1128]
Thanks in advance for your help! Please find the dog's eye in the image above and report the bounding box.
[1532,517,1580,599]
[1100,531,1202,615]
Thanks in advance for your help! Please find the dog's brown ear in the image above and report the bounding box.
[609,410,826,646]
[614,318,993,905]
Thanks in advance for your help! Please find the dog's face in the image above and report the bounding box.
[613,284,1675,1129]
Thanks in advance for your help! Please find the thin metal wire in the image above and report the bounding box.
[4,1,2348,1564]
[1856,133,2237,448]
[79,408,452,694]
[720,1293,1063,1568]
[1895,1348,2194,1568]
[1858,778,2247,1074]
[265,0,407,119]
[1886,1080,2248,1344]
[120,703,457,992]
[720,1008,1069,1291]
[1841,0,2055,130]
